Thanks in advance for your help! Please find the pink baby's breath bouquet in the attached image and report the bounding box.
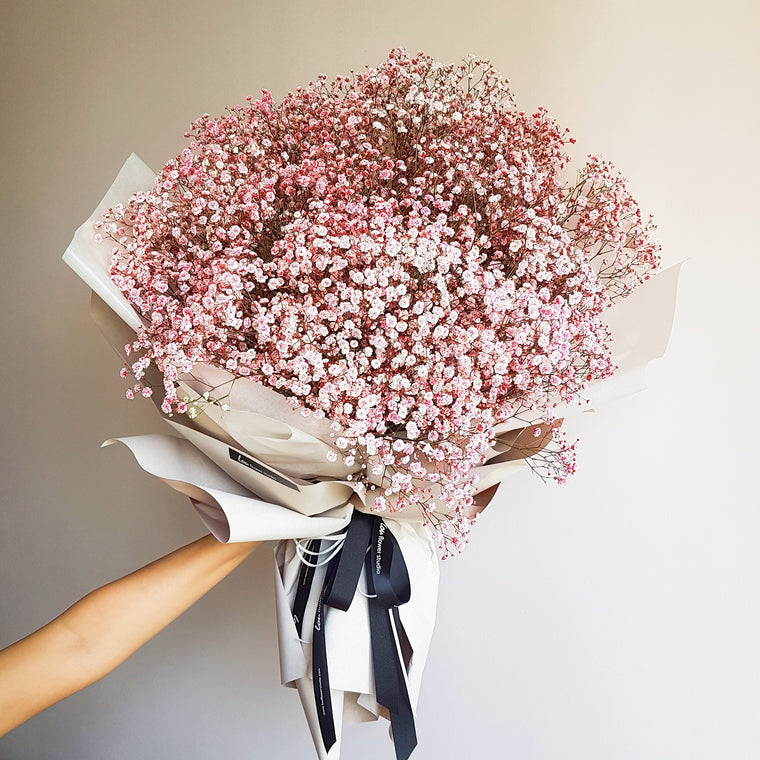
[65,49,674,760]
[98,48,658,552]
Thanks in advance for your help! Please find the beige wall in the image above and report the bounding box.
[1,1,759,758]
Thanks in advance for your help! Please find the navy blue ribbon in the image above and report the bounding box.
[294,511,417,760]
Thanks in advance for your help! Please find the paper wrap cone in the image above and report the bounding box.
[63,155,681,759]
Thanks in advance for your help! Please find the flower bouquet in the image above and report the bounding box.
[63,49,678,760]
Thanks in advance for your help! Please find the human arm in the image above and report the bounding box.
[0,534,259,736]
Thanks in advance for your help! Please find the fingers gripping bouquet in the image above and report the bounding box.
[65,49,669,760]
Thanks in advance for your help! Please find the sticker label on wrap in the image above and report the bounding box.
[228,447,299,490]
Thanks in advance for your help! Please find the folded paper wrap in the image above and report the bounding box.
[63,155,681,759]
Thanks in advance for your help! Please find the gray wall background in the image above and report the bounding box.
[1,1,759,758]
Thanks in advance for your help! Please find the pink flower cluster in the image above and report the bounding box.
[100,49,660,551]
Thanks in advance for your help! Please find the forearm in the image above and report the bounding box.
[0,535,258,736]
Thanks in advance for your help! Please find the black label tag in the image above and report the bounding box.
[227,448,299,490]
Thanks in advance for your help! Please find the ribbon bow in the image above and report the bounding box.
[293,511,416,760]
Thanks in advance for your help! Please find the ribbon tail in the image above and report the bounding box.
[291,540,340,755]
[366,552,418,760]
[389,703,417,760]
[295,677,343,760]
[312,583,337,754]
[388,606,417,760]
[293,539,321,637]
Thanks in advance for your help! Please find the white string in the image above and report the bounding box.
[356,546,377,598]
[293,534,377,645]
[356,580,377,600]
[294,531,347,568]
[294,531,348,643]
[389,607,411,682]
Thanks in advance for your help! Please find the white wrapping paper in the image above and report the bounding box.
[63,156,681,759]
